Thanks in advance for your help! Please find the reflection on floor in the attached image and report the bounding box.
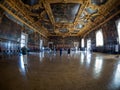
[0,51,120,90]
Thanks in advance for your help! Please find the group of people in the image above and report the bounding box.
[59,48,71,56]
[21,46,71,66]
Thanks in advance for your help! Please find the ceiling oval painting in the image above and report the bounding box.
[59,28,69,33]
[50,3,81,23]
[85,7,98,14]
[91,0,108,5]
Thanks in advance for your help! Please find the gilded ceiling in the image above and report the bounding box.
[0,0,120,37]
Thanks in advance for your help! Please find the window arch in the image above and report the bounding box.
[81,38,84,48]
[116,19,120,44]
[96,29,104,46]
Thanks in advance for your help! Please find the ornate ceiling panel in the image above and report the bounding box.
[50,3,80,23]
[0,0,119,37]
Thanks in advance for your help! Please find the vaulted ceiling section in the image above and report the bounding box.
[0,0,120,37]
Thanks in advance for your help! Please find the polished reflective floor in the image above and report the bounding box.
[0,51,120,90]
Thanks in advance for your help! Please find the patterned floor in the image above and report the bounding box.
[0,51,120,90]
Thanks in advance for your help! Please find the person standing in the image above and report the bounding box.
[60,48,62,56]
[21,46,28,66]
[67,48,71,56]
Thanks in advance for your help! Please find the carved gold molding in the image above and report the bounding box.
[0,0,119,37]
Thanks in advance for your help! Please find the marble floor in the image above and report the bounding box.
[0,51,120,90]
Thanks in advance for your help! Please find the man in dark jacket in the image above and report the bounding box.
[21,46,28,65]
[67,48,71,56]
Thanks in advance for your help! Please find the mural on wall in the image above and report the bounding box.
[49,36,80,49]
[28,31,43,45]
[0,15,21,52]
[84,14,120,53]
[0,16,21,41]
[28,32,36,44]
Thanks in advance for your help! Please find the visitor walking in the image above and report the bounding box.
[21,46,28,66]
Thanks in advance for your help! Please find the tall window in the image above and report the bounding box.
[96,29,104,46]
[81,38,84,48]
[116,19,120,44]
[87,39,91,50]
[40,40,43,49]
[20,33,28,48]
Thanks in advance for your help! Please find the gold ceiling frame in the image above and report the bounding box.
[18,0,49,36]
[78,0,120,37]
[0,0,119,37]
[83,9,120,38]
[43,0,87,36]
[0,0,48,38]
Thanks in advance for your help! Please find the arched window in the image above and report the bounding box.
[96,29,104,46]
[87,39,91,50]
[81,38,84,48]
[116,19,120,44]
[20,33,28,48]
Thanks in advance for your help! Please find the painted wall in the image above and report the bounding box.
[0,15,21,56]
[82,13,120,54]
[48,36,80,50]
[27,31,48,52]
[0,15,48,55]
